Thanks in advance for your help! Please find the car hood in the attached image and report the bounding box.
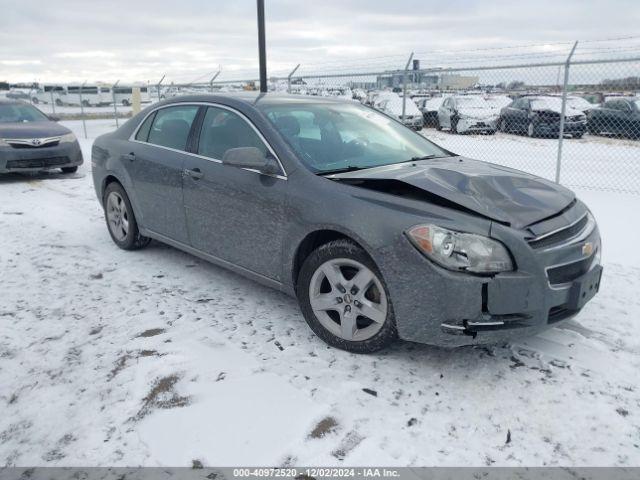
[329,157,575,229]
[457,107,498,119]
[0,121,71,139]
[531,105,583,117]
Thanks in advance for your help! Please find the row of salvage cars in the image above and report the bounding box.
[411,94,640,139]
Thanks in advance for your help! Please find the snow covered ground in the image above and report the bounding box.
[1,119,639,467]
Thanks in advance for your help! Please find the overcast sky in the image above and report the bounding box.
[1,0,639,84]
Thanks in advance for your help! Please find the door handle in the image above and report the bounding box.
[122,152,135,162]
[184,167,203,180]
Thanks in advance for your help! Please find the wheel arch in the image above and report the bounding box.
[291,228,372,292]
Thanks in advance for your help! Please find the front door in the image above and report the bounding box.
[182,105,287,281]
[127,104,199,243]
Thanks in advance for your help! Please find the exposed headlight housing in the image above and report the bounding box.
[406,224,514,274]
[59,132,77,143]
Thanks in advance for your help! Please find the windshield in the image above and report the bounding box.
[456,96,490,109]
[260,102,450,173]
[0,103,49,123]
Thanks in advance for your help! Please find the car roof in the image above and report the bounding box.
[160,92,355,109]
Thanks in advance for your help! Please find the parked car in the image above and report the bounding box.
[92,94,602,353]
[437,95,498,134]
[6,89,30,101]
[0,99,83,174]
[417,96,445,127]
[499,96,586,138]
[587,97,640,139]
[377,96,424,130]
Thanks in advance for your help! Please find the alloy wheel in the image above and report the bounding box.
[308,258,388,342]
[106,191,129,241]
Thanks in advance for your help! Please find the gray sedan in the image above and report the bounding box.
[0,99,83,174]
[91,93,602,353]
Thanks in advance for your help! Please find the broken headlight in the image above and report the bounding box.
[406,224,514,274]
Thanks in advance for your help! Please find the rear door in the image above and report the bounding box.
[182,105,287,280]
[127,104,200,243]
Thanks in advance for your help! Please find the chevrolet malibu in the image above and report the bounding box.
[0,99,83,174]
[91,94,602,353]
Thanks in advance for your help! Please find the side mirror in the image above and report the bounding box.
[222,147,280,175]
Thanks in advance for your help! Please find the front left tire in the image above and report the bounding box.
[103,182,151,250]
[297,239,397,353]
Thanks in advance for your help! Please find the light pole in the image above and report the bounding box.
[257,0,267,93]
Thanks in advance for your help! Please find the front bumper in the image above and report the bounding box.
[0,141,83,173]
[535,120,586,137]
[379,202,602,347]
[400,116,424,129]
[457,117,498,133]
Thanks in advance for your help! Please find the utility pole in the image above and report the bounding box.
[401,52,414,122]
[257,0,267,93]
[112,79,120,128]
[287,64,300,93]
[555,41,578,184]
[209,70,221,92]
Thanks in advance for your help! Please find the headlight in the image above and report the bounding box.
[406,224,514,274]
[59,132,77,143]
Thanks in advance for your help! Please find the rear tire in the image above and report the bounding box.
[55,99,63,106]
[297,239,397,353]
[103,182,151,251]
[122,99,130,106]
[32,97,39,104]
[61,166,78,174]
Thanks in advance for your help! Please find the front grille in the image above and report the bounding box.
[547,255,594,285]
[10,141,60,149]
[528,214,589,250]
[6,156,69,169]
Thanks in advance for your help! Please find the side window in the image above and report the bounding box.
[147,105,199,151]
[135,111,156,142]
[197,106,269,160]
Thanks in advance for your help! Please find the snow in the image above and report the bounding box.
[1,119,639,467]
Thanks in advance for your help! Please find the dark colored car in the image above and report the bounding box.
[588,98,640,139]
[92,94,602,353]
[499,96,587,138]
[0,99,83,174]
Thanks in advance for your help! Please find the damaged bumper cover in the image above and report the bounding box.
[379,200,602,347]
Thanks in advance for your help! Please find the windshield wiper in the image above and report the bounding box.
[317,165,370,176]
[399,154,442,163]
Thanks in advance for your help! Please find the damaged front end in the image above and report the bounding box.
[326,157,602,346]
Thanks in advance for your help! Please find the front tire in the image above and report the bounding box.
[297,239,397,353]
[103,182,151,250]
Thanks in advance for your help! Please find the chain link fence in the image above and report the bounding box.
[4,40,639,193]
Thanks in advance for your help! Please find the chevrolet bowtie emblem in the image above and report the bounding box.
[582,242,594,256]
